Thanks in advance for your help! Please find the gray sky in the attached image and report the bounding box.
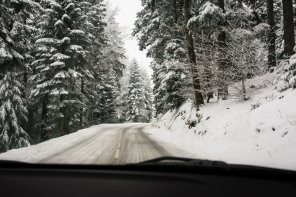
[107,0,152,75]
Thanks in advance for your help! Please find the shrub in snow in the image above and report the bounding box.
[275,80,290,92]
[185,120,197,129]
[289,76,296,89]
[289,55,296,70]
[269,67,275,73]
[251,103,261,110]
[273,54,296,91]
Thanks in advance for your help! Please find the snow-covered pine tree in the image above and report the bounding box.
[95,70,117,123]
[134,0,191,116]
[0,0,40,72]
[69,0,107,127]
[59,0,91,133]
[0,72,29,152]
[30,0,68,140]
[140,67,153,122]
[117,70,129,123]
[161,38,191,110]
[150,60,167,117]
[125,60,145,123]
[0,0,41,151]
[30,0,88,138]
[102,0,125,86]
[134,1,165,116]
[97,1,126,124]
[188,0,224,101]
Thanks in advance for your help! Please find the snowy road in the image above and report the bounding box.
[40,124,170,165]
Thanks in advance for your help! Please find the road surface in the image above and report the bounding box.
[40,124,171,165]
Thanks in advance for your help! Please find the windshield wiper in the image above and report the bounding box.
[131,156,296,178]
[132,156,227,167]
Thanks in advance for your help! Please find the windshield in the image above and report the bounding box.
[0,0,295,171]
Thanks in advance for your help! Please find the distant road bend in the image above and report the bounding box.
[40,124,170,165]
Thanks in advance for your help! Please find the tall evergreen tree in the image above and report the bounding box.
[0,0,40,151]
[217,0,228,99]
[90,1,125,125]
[0,0,39,72]
[140,67,153,122]
[134,0,192,116]
[125,60,144,123]
[31,0,88,138]
[0,72,29,152]
[184,0,204,107]
[96,70,117,123]
[188,0,224,101]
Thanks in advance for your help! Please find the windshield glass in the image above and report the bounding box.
[0,0,295,171]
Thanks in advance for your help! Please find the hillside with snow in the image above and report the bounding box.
[147,73,296,171]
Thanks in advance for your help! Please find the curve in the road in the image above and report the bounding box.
[39,124,171,165]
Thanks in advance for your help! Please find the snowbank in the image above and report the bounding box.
[0,124,113,162]
[148,73,296,171]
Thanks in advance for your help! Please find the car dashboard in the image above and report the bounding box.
[0,161,295,197]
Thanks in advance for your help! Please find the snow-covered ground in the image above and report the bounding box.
[147,73,296,171]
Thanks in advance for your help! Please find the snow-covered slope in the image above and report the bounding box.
[148,73,296,171]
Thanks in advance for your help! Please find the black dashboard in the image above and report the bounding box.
[1,161,296,197]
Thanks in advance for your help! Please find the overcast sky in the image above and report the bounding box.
[107,0,152,75]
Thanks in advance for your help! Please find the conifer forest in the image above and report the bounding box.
[1,0,296,154]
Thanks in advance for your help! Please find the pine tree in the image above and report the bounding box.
[217,0,229,99]
[0,72,29,152]
[102,0,125,85]
[134,0,192,116]
[75,0,107,127]
[0,0,40,72]
[96,70,118,123]
[0,0,41,151]
[188,0,224,101]
[31,0,88,138]
[86,1,125,125]
[140,67,153,122]
[184,0,205,107]
[126,60,144,123]
[150,61,167,116]
[30,0,68,139]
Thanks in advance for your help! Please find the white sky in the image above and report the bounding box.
[107,0,152,75]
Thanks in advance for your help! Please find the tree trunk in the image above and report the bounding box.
[59,95,65,136]
[41,93,49,141]
[174,0,178,38]
[217,0,228,99]
[80,78,84,127]
[88,107,94,126]
[267,0,277,69]
[242,77,247,101]
[282,0,295,57]
[202,33,212,95]
[184,0,204,108]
